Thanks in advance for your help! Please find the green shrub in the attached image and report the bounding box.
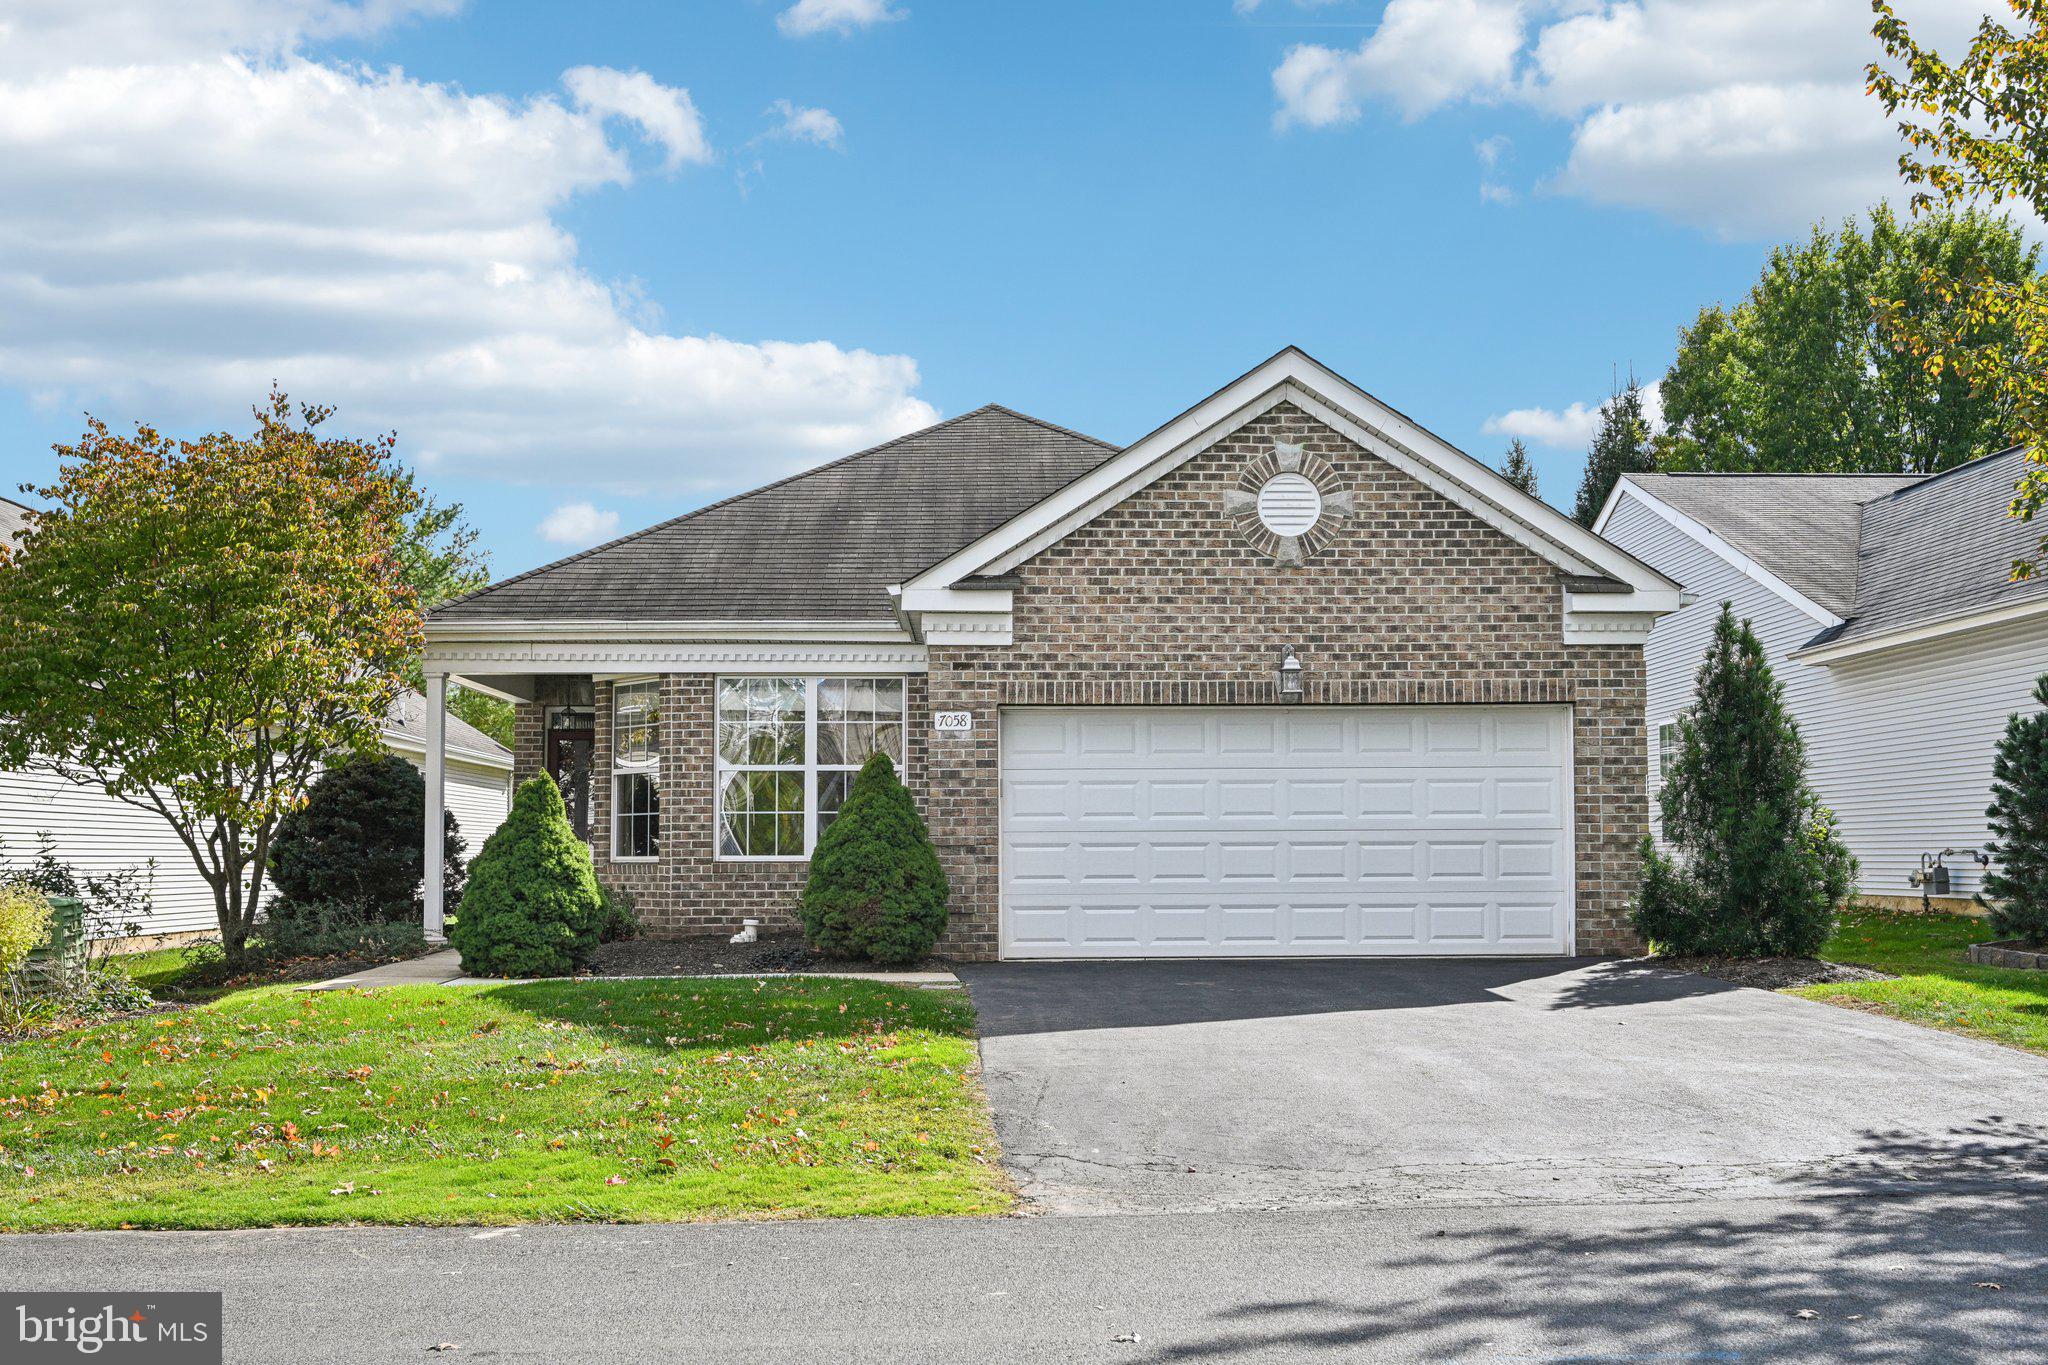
[0,884,51,976]
[448,773,602,977]
[269,752,466,924]
[800,753,948,966]
[596,882,641,943]
[256,899,429,963]
[1633,604,1855,958]
[1982,674,2048,945]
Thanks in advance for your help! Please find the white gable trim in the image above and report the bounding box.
[903,348,1681,608]
[1596,478,1843,629]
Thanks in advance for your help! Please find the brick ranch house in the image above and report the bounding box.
[420,350,1684,960]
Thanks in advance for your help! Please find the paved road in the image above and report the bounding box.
[961,957,2048,1214]
[3,1186,2043,1363]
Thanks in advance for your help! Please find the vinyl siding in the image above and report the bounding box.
[0,748,510,940]
[1606,488,2047,902]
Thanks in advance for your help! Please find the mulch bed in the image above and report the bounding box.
[1651,955,1893,990]
[585,933,943,977]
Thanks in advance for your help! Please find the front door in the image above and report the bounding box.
[546,710,596,840]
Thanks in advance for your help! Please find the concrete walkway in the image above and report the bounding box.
[302,949,960,991]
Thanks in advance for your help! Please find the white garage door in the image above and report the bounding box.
[999,706,1573,958]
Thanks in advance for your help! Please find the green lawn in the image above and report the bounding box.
[1800,909,2048,1056]
[0,978,1010,1231]
[111,946,209,994]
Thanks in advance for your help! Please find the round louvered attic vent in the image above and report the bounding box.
[1255,472,1323,537]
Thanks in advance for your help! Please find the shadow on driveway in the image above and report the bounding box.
[958,956,1736,1038]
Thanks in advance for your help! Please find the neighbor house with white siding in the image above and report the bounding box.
[1596,449,2048,911]
[0,495,513,945]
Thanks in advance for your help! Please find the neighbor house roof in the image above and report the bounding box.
[1618,472,1922,618]
[382,691,512,768]
[431,405,1118,625]
[0,495,31,545]
[1809,446,2048,653]
[1615,449,2048,658]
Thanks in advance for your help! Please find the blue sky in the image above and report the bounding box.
[0,0,1984,578]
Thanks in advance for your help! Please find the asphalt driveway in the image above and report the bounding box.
[959,958,2048,1215]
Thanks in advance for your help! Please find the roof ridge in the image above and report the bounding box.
[1859,443,2027,504]
[976,403,1121,451]
[430,404,1109,618]
[1642,470,1925,480]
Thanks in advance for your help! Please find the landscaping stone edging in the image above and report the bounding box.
[1967,939,2048,971]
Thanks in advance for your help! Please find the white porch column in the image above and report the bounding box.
[423,670,448,942]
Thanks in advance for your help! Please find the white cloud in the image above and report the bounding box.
[1233,0,1344,15]
[1484,381,1663,448]
[765,99,845,150]
[539,500,621,546]
[0,18,937,493]
[563,65,711,171]
[0,0,463,71]
[776,0,906,39]
[1273,0,1525,127]
[1267,0,1994,239]
[1483,401,1602,449]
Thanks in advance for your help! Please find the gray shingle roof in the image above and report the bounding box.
[1625,472,1922,617]
[431,405,1119,625]
[1816,447,2048,649]
[0,496,31,545]
[382,690,511,764]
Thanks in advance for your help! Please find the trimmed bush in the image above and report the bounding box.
[800,753,948,966]
[1633,604,1856,958]
[269,752,465,923]
[596,882,642,943]
[1982,674,2048,946]
[0,884,51,977]
[448,772,602,977]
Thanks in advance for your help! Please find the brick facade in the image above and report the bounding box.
[513,400,1648,958]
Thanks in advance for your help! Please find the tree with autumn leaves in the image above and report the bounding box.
[0,394,422,967]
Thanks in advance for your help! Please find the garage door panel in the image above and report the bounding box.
[1000,706,1572,958]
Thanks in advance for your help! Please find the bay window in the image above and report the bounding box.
[611,679,661,859]
[717,676,907,860]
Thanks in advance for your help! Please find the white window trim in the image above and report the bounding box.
[713,675,908,863]
[610,676,661,863]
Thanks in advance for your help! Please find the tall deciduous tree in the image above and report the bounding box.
[1658,206,2034,475]
[1634,605,1856,958]
[1571,378,1656,528]
[0,394,421,966]
[1870,1,2048,573]
[1499,439,1540,498]
[390,471,512,747]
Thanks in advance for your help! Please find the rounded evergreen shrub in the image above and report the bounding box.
[1982,674,2048,946]
[269,752,465,924]
[800,753,949,966]
[448,772,603,977]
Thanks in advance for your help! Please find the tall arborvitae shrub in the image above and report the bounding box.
[800,753,949,966]
[1634,603,1856,957]
[448,772,602,977]
[1981,675,2048,945]
[269,752,465,923]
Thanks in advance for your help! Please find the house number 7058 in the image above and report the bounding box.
[932,711,974,735]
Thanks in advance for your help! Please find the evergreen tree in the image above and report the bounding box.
[1981,674,2048,945]
[800,753,949,966]
[1499,439,1540,498]
[448,772,603,977]
[269,752,465,923]
[1572,377,1657,527]
[1634,604,1855,957]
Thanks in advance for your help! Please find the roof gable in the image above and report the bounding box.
[431,406,1117,627]
[905,348,1680,601]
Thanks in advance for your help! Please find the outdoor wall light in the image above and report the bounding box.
[1276,646,1304,703]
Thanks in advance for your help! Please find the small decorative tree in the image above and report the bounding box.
[448,773,602,977]
[801,753,949,966]
[268,753,465,923]
[1981,674,2048,946]
[1499,439,1540,498]
[1634,603,1856,957]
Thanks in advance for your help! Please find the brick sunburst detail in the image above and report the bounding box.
[1222,437,1355,566]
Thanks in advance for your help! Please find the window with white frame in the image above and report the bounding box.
[716,676,906,859]
[611,679,661,859]
[1657,721,1680,781]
